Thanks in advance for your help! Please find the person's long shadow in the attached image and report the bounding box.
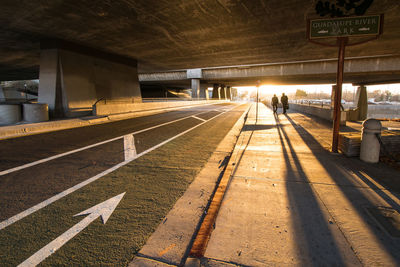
[274,113,347,266]
[283,113,400,262]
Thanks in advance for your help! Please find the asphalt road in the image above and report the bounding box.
[0,102,247,266]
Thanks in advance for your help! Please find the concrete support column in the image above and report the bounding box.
[0,83,4,100]
[199,84,208,99]
[38,40,142,118]
[231,87,237,100]
[226,86,232,100]
[212,84,220,99]
[38,49,63,117]
[356,85,368,120]
[220,85,226,99]
[191,78,200,99]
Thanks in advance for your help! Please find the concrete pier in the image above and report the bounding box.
[212,84,220,100]
[38,40,142,118]
[191,78,200,99]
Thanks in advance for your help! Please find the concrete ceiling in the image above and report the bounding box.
[0,1,399,81]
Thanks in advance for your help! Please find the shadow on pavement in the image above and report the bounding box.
[242,124,276,131]
[283,113,400,263]
[274,113,347,266]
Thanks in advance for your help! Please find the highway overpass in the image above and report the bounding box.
[0,1,399,118]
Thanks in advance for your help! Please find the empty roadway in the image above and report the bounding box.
[0,103,248,266]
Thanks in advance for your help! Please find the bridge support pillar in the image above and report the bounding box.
[191,78,200,99]
[0,83,4,100]
[220,85,226,100]
[199,84,208,99]
[356,85,368,120]
[212,84,220,99]
[226,86,232,100]
[38,40,142,118]
[231,87,237,100]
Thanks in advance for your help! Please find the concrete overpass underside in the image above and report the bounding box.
[0,1,399,116]
[1,1,400,79]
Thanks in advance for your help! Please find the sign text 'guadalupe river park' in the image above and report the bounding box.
[309,15,382,39]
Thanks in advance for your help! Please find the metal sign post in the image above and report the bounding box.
[307,15,383,153]
[332,37,347,152]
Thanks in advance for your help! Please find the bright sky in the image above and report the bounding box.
[235,83,400,95]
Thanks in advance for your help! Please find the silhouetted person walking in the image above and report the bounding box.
[281,93,288,114]
[271,94,278,114]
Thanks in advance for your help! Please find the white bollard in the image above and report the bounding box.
[360,119,382,163]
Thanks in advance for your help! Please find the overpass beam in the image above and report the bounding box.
[191,78,200,99]
[38,40,142,118]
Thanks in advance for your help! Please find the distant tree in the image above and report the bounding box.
[342,89,355,102]
[384,90,392,101]
[368,89,382,101]
[295,89,308,98]
[391,94,400,102]
[315,0,374,17]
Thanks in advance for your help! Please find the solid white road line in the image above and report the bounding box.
[0,109,221,176]
[191,116,207,122]
[0,106,237,230]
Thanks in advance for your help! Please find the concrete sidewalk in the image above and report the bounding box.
[202,104,400,266]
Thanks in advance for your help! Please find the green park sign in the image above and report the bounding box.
[309,15,382,39]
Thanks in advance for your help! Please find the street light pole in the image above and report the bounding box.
[256,82,259,123]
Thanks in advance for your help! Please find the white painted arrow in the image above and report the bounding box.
[18,192,126,267]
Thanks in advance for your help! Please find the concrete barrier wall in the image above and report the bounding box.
[93,100,228,116]
[290,103,346,124]
[367,105,400,119]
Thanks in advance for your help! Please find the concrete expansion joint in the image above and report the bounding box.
[184,257,201,267]
[306,177,365,266]
[199,257,247,266]
[233,174,395,191]
[133,254,178,266]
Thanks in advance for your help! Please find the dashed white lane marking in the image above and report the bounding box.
[0,109,220,177]
[192,115,207,122]
[124,134,137,161]
[0,106,237,230]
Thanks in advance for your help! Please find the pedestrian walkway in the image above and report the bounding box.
[201,103,400,266]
